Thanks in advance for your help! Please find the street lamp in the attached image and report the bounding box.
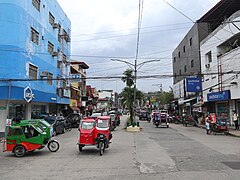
[111,58,160,120]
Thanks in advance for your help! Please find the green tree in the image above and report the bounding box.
[120,69,145,124]
[121,69,134,87]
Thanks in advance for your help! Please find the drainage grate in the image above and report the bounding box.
[222,162,240,170]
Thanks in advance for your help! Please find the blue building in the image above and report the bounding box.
[0,0,71,135]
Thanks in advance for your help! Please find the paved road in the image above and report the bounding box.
[0,116,240,180]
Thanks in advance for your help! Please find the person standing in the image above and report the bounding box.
[233,110,239,130]
[205,115,210,134]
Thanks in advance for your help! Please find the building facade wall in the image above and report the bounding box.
[0,0,71,135]
[200,11,240,124]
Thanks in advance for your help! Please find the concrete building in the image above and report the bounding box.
[172,0,240,116]
[201,10,240,125]
[0,0,71,136]
[69,61,89,115]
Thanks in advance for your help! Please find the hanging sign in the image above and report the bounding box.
[186,77,202,92]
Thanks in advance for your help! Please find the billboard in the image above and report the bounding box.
[186,77,202,92]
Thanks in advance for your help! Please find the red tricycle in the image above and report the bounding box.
[78,116,112,156]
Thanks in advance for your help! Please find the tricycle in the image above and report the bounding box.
[152,112,169,128]
[78,116,112,156]
[3,119,59,157]
[211,119,229,135]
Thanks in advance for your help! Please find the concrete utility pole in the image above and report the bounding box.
[153,83,162,93]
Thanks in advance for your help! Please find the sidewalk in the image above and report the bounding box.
[197,124,240,137]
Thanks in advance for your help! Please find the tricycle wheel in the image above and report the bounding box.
[79,145,83,152]
[13,145,26,157]
[48,140,59,152]
[99,142,104,156]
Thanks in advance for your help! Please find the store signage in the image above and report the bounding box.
[207,90,230,102]
[24,86,34,103]
[186,77,202,92]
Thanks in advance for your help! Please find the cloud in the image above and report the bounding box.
[57,0,220,93]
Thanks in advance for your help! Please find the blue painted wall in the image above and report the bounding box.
[0,0,71,104]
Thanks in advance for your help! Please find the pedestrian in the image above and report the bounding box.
[232,110,239,130]
[205,114,210,134]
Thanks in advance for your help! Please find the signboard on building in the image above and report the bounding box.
[207,90,231,102]
[186,77,202,92]
[24,86,34,103]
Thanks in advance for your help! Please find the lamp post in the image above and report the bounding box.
[111,58,160,121]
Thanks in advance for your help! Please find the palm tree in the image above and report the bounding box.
[121,69,134,87]
[120,69,145,124]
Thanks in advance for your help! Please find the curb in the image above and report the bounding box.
[195,124,240,137]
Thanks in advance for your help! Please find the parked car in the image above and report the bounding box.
[44,116,65,136]
[90,113,102,119]
[65,113,82,128]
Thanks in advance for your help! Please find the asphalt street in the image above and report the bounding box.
[0,115,240,180]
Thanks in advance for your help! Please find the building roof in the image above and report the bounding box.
[197,0,240,31]
[70,61,89,69]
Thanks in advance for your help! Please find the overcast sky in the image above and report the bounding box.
[57,0,220,93]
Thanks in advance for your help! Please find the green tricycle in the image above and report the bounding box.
[3,119,59,157]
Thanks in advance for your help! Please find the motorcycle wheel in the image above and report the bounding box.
[79,145,83,152]
[13,145,26,157]
[99,142,104,156]
[155,124,159,128]
[48,140,60,152]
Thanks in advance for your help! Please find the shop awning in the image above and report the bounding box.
[70,106,80,112]
[179,97,196,105]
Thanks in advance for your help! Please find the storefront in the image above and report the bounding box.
[207,90,231,124]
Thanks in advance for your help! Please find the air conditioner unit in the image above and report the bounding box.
[52,51,58,57]
[40,71,49,77]
[53,23,59,29]
[205,63,210,68]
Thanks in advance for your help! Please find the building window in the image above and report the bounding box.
[32,0,40,11]
[47,73,53,85]
[183,46,185,53]
[191,60,194,68]
[184,65,187,72]
[63,54,67,62]
[57,61,61,69]
[29,64,38,79]
[206,51,212,63]
[48,41,54,54]
[31,27,39,45]
[173,57,176,63]
[49,12,55,26]
[190,38,192,46]
[178,51,180,58]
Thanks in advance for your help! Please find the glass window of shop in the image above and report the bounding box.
[216,102,229,122]
[8,104,26,120]
[31,105,46,119]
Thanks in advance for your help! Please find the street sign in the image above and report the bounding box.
[186,77,202,92]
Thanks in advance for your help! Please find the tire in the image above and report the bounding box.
[155,124,159,128]
[13,145,26,157]
[48,140,60,152]
[62,127,65,134]
[79,145,83,152]
[167,125,169,128]
[99,142,104,156]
